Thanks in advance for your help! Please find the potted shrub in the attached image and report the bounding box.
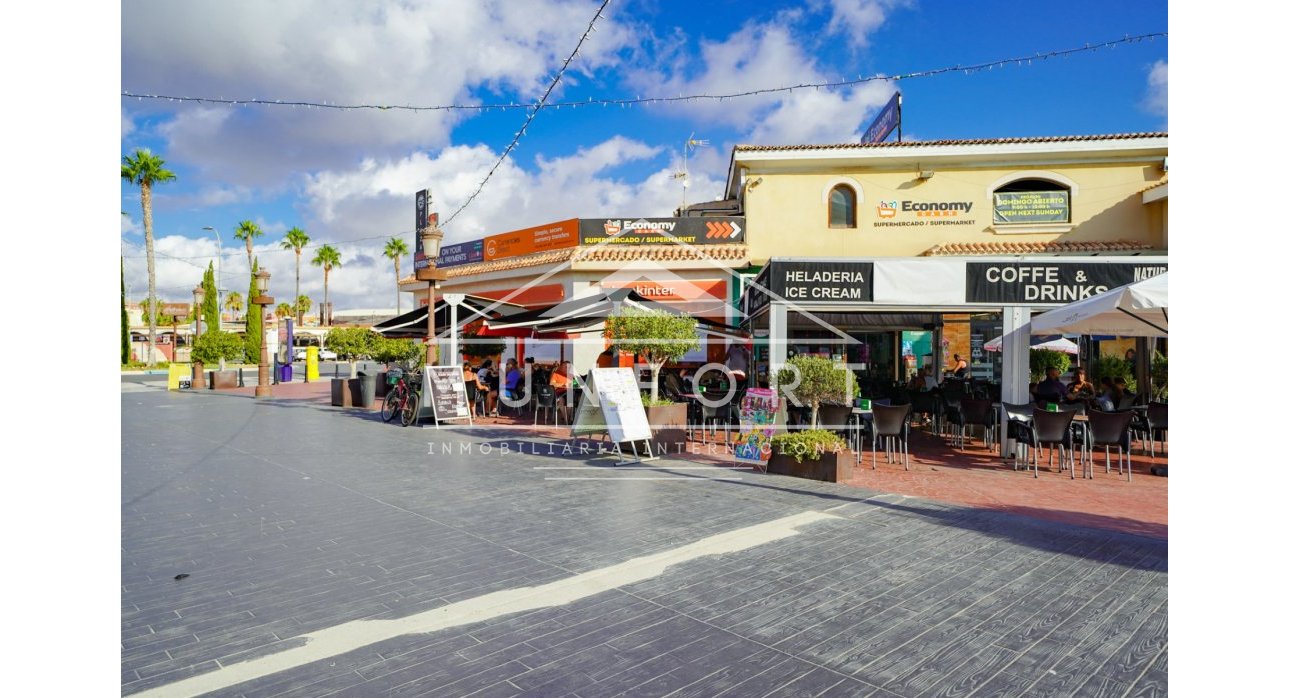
[606,308,699,448]
[191,330,243,390]
[775,356,860,429]
[1030,348,1073,384]
[767,430,854,482]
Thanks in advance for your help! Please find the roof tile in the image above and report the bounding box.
[921,240,1154,257]
[737,132,1167,152]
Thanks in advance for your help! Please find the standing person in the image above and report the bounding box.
[725,343,749,391]
[953,354,969,378]
[462,361,478,418]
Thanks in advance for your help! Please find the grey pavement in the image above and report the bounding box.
[122,386,1167,697]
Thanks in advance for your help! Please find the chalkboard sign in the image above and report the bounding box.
[422,366,473,425]
[591,368,652,443]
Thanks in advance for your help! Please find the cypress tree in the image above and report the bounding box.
[121,258,130,364]
[201,262,219,332]
[244,257,262,363]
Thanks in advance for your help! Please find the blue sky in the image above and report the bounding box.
[120,0,1168,310]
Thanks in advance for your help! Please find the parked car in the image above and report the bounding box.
[293,347,337,361]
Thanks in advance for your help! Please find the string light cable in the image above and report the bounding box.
[122,32,1165,114]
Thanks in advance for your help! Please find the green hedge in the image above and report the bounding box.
[770,429,848,463]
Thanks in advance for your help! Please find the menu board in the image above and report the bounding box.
[589,367,652,443]
[422,366,472,423]
[733,389,779,465]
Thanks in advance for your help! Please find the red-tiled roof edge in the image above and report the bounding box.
[736,132,1168,152]
[397,244,749,284]
[921,240,1155,257]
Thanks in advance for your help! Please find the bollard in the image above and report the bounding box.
[238,368,245,387]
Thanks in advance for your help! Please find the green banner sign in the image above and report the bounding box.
[993,190,1070,224]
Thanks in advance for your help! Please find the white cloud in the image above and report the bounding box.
[1144,60,1167,121]
[121,108,135,139]
[628,18,897,146]
[825,0,909,49]
[124,0,634,186]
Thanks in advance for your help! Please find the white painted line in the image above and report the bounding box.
[129,510,838,698]
[544,476,745,481]
[532,466,753,471]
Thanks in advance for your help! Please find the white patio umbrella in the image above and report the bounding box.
[1030,272,1168,337]
[982,336,1079,354]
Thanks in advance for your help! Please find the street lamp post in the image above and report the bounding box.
[416,223,447,367]
[252,269,274,398]
[202,226,223,332]
[192,284,206,390]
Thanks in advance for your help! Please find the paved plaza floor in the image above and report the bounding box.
[122,384,1167,697]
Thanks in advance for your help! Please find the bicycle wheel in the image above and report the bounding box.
[400,392,419,427]
[381,384,404,422]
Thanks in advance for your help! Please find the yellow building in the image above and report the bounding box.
[727,132,1167,402]
[399,132,1166,403]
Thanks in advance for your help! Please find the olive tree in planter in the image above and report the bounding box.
[370,337,420,397]
[459,322,505,365]
[775,356,860,429]
[325,327,378,407]
[605,308,699,450]
[767,430,854,482]
[191,331,244,389]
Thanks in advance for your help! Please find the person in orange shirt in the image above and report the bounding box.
[596,348,614,368]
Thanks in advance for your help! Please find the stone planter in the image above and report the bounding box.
[209,370,238,390]
[350,375,377,408]
[191,361,206,390]
[645,403,688,454]
[766,449,855,483]
[330,378,353,407]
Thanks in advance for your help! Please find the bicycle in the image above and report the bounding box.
[381,367,421,426]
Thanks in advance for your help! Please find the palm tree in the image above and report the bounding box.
[225,291,244,322]
[296,295,312,323]
[234,220,263,275]
[383,236,410,314]
[310,245,342,326]
[276,302,294,320]
[280,227,311,324]
[121,149,177,367]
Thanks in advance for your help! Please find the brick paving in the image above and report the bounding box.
[123,385,1166,696]
[187,381,1168,539]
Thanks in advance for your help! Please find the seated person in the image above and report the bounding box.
[1064,367,1095,404]
[504,359,522,401]
[1113,377,1136,409]
[1095,376,1122,411]
[1031,366,1066,406]
[907,366,939,392]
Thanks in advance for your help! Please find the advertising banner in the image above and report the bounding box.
[965,262,1168,305]
[579,217,743,246]
[992,191,1070,224]
[861,91,901,144]
[732,388,779,466]
[436,240,484,268]
[414,211,439,271]
[483,219,579,261]
[746,261,874,310]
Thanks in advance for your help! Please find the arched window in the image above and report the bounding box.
[829,185,857,228]
[993,178,1071,225]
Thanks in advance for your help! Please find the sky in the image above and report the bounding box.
[120,0,1169,312]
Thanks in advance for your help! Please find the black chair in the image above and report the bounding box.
[1143,402,1168,456]
[1001,402,1035,469]
[817,404,855,461]
[957,398,997,451]
[533,384,559,426]
[871,403,912,470]
[1028,409,1078,478]
[910,391,942,434]
[1085,409,1136,480]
